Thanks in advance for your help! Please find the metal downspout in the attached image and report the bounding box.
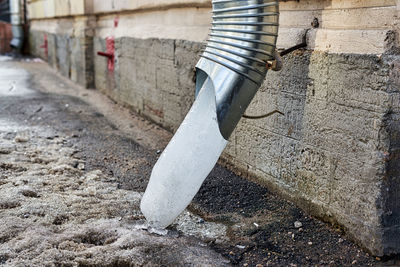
[140,0,280,228]
[10,0,24,51]
[196,0,280,139]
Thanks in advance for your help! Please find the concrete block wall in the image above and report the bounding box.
[29,16,95,88]
[226,52,400,255]
[94,37,201,132]
[27,0,400,256]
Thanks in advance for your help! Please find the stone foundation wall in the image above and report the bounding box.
[29,17,95,88]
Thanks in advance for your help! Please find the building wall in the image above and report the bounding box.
[27,0,400,256]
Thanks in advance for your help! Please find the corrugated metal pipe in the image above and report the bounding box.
[140,0,280,228]
[10,0,24,51]
[196,0,280,139]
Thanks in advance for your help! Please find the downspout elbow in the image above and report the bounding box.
[196,0,280,140]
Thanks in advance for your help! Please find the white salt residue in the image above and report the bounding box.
[0,67,33,96]
[174,211,227,240]
[140,77,228,228]
[0,55,13,62]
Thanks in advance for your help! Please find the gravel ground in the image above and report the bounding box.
[0,58,228,266]
[0,57,398,266]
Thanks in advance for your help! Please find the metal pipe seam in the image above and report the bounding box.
[195,0,280,140]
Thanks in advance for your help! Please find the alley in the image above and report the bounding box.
[0,57,389,266]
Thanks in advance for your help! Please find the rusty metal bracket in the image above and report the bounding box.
[266,29,309,72]
[280,29,309,57]
[97,36,115,71]
[244,30,310,120]
[266,49,283,72]
[97,51,113,59]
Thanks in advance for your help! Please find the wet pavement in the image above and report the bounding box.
[0,57,396,266]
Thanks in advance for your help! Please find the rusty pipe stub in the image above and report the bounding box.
[97,37,115,71]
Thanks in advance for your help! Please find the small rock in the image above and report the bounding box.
[77,163,85,170]
[86,186,97,196]
[294,221,302,228]
[14,134,30,143]
[308,241,313,245]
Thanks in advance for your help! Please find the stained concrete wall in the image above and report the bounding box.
[27,0,400,256]
[29,16,95,87]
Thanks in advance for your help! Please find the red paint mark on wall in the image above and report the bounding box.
[114,16,119,28]
[106,36,115,71]
[40,34,48,58]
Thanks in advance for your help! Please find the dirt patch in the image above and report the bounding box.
[190,168,380,266]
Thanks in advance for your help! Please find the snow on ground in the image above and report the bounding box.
[0,118,228,266]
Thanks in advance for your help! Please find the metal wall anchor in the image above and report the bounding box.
[243,30,310,120]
